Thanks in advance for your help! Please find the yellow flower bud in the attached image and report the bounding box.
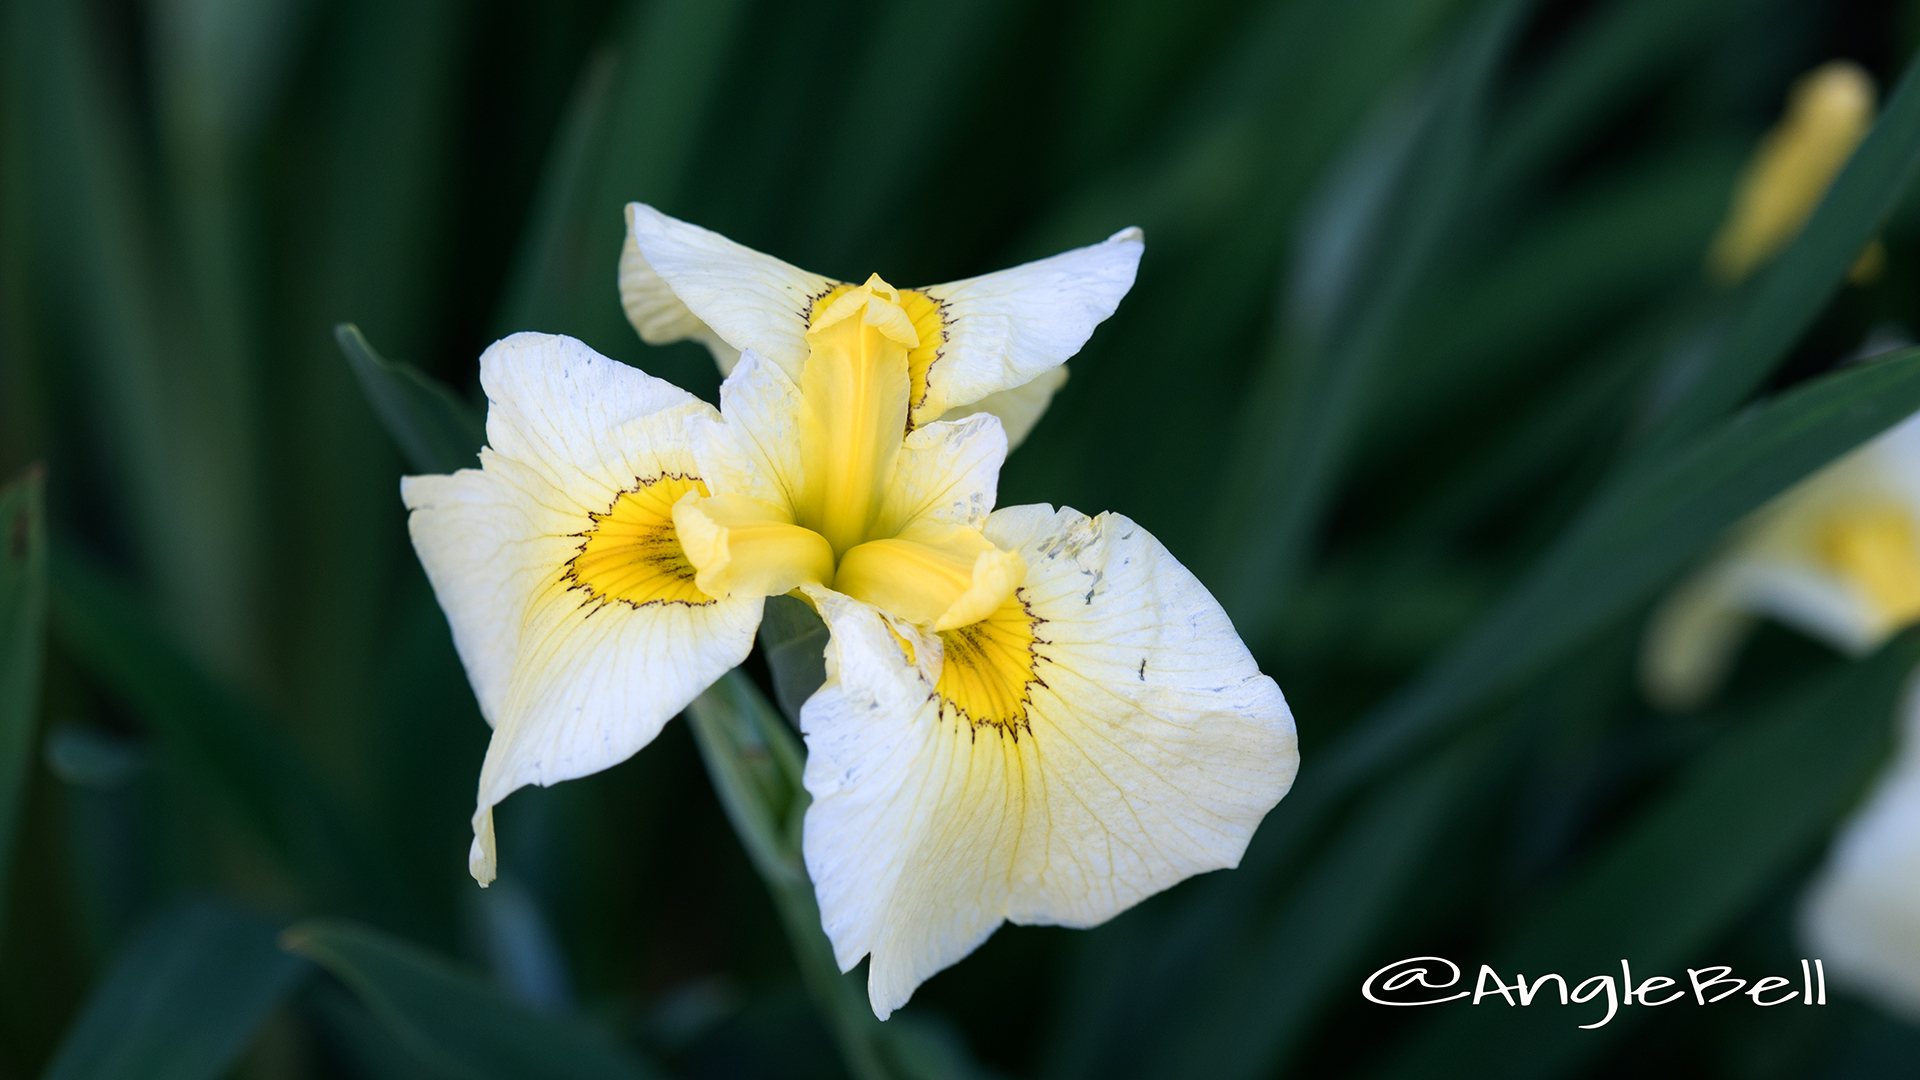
[1707,60,1876,284]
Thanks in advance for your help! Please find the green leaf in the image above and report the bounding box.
[1638,46,1920,454]
[41,899,308,1080]
[43,723,146,789]
[686,670,808,887]
[1367,140,1740,456]
[686,672,890,1080]
[1021,0,1464,261]
[1381,299,1698,550]
[757,595,829,726]
[1208,0,1525,646]
[46,546,380,912]
[1381,633,1920,1078]
[686,671,998,1080]
[336,323,485,476]
[490,45,617,339]
[18,0,262,681]
[1131,728,1500,1080]
[494,0,751,362]
[1326,345,1920,800]
[792,0,1009,270]
[588,0,751,217]
[282,919,661,1080]
[267,0,469,808]
[303,979,469,1080]
[146,0,309,690]
[148,0,306,141]
[0,465,46,934]
[1478,0,1746,194]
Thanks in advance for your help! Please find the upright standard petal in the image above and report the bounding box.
[871,413,1007,538]
[911,227,1142,427]
[620,204,1140,437]
[1803,678,1920,1019]
[619,223,741,373]
[687,350,810,514]
[799,505,1297,1018]
[830,413,1018,631]
[936,364,1069,450]
[623,203,835,380]
[403,333,762,884]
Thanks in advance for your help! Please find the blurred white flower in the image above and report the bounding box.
[1641,411,1920,711]
[1803,675,1920,1019]
[403,206,1298,1018]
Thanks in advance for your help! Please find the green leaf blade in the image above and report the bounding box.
[41,899,308,1080]
[1335,346,1920,795]
[1211,0,1526,644]
[1479,0,1744,193]
[46,546,380,913]
[758,595,830,726]
[494,0,751,370]
[686,671,891,1080]
[336,323,485,476]
[1380,634,1920,1078]
[0,465,46,934]
[1641,47,1920,453]
[283,919,661,1080]
[1137,731,1498,1080]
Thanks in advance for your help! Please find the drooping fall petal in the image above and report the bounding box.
[798,504,1297,1018]
[402,333,763,883]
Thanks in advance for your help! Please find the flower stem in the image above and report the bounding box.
[686,669,894,1080]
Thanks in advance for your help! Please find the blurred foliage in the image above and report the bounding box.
[7,0,1920,1076]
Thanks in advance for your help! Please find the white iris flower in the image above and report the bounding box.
[403,205,1299,1017]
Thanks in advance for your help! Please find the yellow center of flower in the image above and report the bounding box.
[808,280,950,434]
[667,273,1025,633]
[796,277,919,557]
[568,474,714,606]
[1817,504,1920,630]
[935,593,1044,735]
